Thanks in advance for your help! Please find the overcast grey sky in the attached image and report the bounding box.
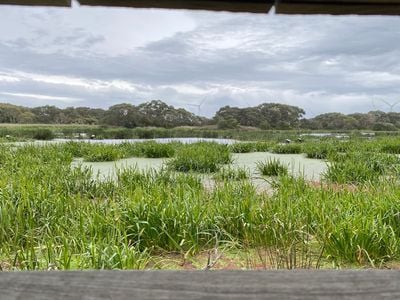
[0,1,400,117]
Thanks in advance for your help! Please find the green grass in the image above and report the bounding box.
[323,152,400,184]
[167,142,232,173]
[3,138,400,270]
[271,143,302,154]
[83,144,124,162]
[213,167,250,181]
[229,142,256,153]
[256,158,289,176]
[121,141,177,158]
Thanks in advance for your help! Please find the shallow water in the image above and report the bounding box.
[72,156,167,180]
[232,152,327,181]
[74,152,327,183]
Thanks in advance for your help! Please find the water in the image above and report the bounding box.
[74,152,327,183]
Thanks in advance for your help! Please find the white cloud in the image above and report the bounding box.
[0,7,400,116]
[1,92,81,103]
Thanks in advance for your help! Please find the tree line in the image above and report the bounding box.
[1,100,400,131]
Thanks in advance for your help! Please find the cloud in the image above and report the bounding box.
[1,92,81,103]
[0,6,399,117]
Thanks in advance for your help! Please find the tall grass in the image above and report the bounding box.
[2,139,400,270]
[324,152,400,184]
[167,142,232,173]
[213,167,250,181]
[271,143,302,154]
[257,159,289,176]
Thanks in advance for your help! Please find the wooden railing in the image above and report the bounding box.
[1,0,400,15]
[1,270,400,299]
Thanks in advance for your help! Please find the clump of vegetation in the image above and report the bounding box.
[63,141,91,157]
[229,142,255,153]
[83,144,124,162]
[271,143,302,154]
[141,142,176,158]
[257,158,289,176]
[213,167,250,181]
[303,142,333,159]
[32,128,54,140]
[381,141,400,154]
[254,142,273,152]
[168,142,232,173]
[324,152,400,184]
[121,141,177,158]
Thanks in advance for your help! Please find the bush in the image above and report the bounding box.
[217,117,239,129]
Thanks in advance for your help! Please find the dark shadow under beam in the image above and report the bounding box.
[78,0,272,13]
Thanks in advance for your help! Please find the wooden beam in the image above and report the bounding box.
[275,0,400,15]
[0,0,71,6]
[78,0,273,13]
[1,270,400,299]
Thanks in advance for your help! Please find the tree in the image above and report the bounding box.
[213,103,305,129]
[217,116,239,129]
[101,103,140,128]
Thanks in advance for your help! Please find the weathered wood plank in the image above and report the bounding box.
[275,1,400,15]
[78,0,272,13]
[1,270,400,299]
[0,0,71,6]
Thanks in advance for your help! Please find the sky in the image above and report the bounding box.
[0,2,400,117]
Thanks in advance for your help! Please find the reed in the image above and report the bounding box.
[1,138,400,270]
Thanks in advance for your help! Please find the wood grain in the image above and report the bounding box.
[1,270,400,299]
[78,0,272,13]
[0,0,71,6]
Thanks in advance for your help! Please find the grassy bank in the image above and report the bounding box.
[2,123,399,141]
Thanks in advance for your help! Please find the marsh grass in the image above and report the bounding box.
[271,143,302,154]
[83,144,124,162]
[121,141,178,158]
[229,142,255,153]
[213,167,250,181]
[2,139,400,270]
[324,152,400,184]
[167,142,232,173]
[257,158,289,177]
[303,142,333,159]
